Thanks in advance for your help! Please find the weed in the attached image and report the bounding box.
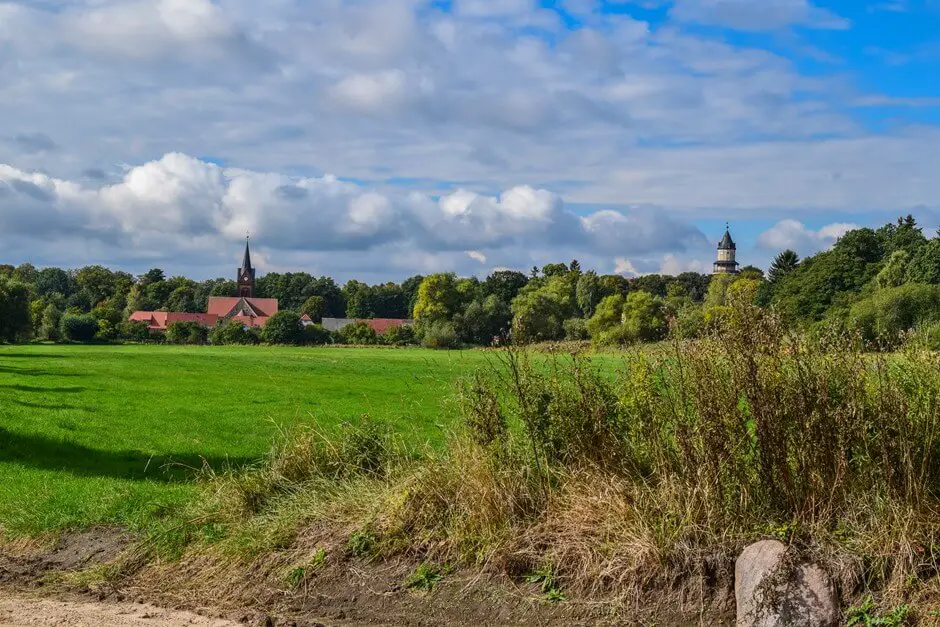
[347,529,378,558]
[404,562,444,591]
[284,548,327,589]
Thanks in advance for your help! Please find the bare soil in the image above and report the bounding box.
[0,527,734,626]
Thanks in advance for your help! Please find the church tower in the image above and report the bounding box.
[713,225,740,275]
[238,237,255,297]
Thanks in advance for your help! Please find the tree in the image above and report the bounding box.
[166,286,198,313]
[482,270,528,305]
[738,266,765,281]
[905,238,940,285]
[260,311,304,345]
[576,271,604,318]
[210,320,259,345]
[40,303,62,341]
[140,268,166,285]
[631,274,669,297]
[541,263,568,278]
[34,267,72,297]
[768,250,800,283]
[0,278,32,342]
[849,284,940,345]
[587,292,667,345]
[413,274,461,322]
[59,313,99,342]
[75,265,118,306]
[165,321,209,345]
[874,250,911,289]
[401,275,425,318]
[454,294,511,345]
[300,296,326,323]
[341,321,378,345]
[118,320,151,342]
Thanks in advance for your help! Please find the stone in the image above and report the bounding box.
[735,540,839,627]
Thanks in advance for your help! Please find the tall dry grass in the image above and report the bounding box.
[195,301,940,611]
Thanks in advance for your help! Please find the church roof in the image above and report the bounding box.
[207,296,278,319]
[718,227,736,250]
[241,238,253,271]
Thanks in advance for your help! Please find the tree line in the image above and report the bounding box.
[0,215,937,347]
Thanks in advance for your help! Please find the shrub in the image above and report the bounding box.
[341,322,378,345]
[379,324,415,346]
[302,323,332,346]
[421,320,457,349]
[210,320,259,345]
[59,313,99,342]
[165,321,209,345]
[94,319,118,341]
[562,317,588,341]
[261,311,304,345]
[849,283,940,347]
[118,320,151,342]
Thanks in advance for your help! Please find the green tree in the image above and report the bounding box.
[849,283,940,345]
[75,265,118,306]
[905,238,940,284]
[301,296,326,322]
[260,311,304,345]
[455,295,511,345]
[768,250,800,283]
[413,274,461,322]
[59,313,99,342]
[165,321,209,345]
[576,271,604,318]
[341,321,378,345]
[874,250,911,289]
[210,320,258,345]
[483,270,528,304]
[0,278,32,342]
[40,303,62,341]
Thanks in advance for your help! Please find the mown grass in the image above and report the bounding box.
[0,344,494,536]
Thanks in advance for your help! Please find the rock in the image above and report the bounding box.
[735,540,838,627]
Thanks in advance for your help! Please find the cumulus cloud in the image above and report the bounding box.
[756,219,860,255]
[0,154,706,278]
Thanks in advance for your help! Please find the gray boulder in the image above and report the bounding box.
[735,540,838,627]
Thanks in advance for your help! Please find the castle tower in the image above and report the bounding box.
[237,237,255,297]
[713,225,740,275]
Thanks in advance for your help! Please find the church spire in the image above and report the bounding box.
[237,236,256,298]
[241,236,253,272]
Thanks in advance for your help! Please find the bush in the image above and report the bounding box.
[849,283,940,347]
[261,311,304,345]
[302,323,332,346]
[379,324,415,346]
[165,321,209,345]
[562,317,588,341]
[95,319,118,341]
[341,322,378,345]
[210,320,259,345]
[59,313,99,342]
[421,320,458,349]
[118,320,151,342]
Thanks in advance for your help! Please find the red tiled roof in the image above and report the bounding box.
[129,311,219,331]
[207,297,278,318]
[361,319,410,335]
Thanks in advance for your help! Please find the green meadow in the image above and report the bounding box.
[0,344,496,536]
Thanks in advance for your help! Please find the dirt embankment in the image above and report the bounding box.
[0,526,732,626]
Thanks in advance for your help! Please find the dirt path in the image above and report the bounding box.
[0,591,242,627]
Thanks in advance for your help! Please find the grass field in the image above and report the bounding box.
[0,344,495,537]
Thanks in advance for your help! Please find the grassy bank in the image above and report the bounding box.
[0,345,491,535]
[163,306,940,619]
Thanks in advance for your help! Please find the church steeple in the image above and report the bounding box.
[238,236,256,297]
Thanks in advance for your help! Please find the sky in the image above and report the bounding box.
[0,0,938,282]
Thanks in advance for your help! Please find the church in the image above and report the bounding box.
[713,226,740,275]
[129,239,279,331]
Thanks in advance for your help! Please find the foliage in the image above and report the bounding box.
[413,273,463,322]
[454,294,511,345]
[404,563,444,591]
[302,323,333,346]
[379,324,416,346]
[261,311,304,345]
[165,321,209,345]
[210,320,260,345]
[482,270,528,305]
[300,295,326,323]
[768,249,800,283]
[511,273,578,343]
[421,320,458,349]
[849,283,940,346]
[118,320,151,342]
[562,317,588,341]
[0,278,32,342]
[587,291,667,345]
[340,322,378,345]
[59,313,99,342]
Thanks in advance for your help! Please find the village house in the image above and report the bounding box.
[130,239,279,331]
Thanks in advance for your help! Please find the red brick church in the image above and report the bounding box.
[130,239,278,331]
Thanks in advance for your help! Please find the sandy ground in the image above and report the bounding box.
[0,592,242,627]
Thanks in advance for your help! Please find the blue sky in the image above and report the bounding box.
[0,0,938,281]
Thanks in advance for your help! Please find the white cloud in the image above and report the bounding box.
[0,153,706,278]
[614,258,639,276]
[756,219,860,255]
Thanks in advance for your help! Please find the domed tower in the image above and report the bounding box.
[713,225,740,275]
[238,237,255,297]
